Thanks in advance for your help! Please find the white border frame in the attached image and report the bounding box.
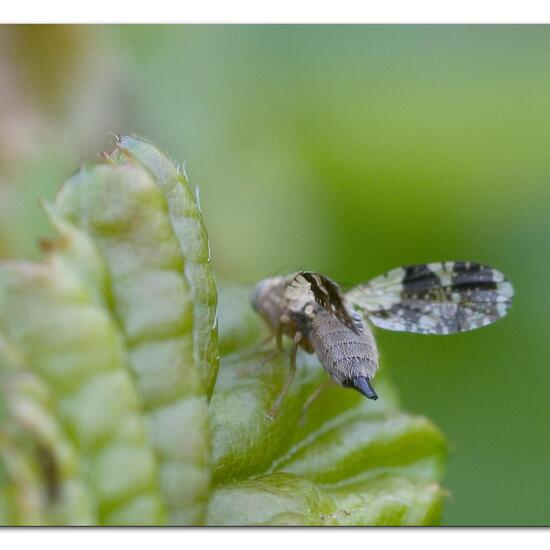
[2,0,550,24]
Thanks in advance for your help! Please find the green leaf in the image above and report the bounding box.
[0,253,165,525]
[0,335,94,525]
[113,134,219,397]
[207,287,447,525]
[0,135,447,525]
[0,135,218,524]
[51,137,216,524]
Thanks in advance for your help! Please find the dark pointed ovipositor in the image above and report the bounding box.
[343,377,378,400]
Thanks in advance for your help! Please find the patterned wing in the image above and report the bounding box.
[298,271,363,334]
[346,261,514,334]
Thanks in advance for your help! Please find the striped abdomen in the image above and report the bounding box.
[308,309,379,399]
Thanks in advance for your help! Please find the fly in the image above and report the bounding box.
[251,262,514,417]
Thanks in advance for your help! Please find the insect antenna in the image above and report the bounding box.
[269,265,291,277]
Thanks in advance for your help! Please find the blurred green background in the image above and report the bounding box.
[0,24,548,525]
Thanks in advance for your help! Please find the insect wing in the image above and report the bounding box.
[346,261,514,334]
[298,271,363,334]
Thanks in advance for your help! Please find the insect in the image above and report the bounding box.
[251,261,514,417]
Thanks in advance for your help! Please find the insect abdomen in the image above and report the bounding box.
[308,309,379,388]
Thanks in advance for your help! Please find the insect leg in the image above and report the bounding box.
[236,326,284,378]
[258,326,283,351]
[275,326,283,351]
[242,326,282,357]
[299,378,335,425]
[258,326,283,366]
[267,332,301,419]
